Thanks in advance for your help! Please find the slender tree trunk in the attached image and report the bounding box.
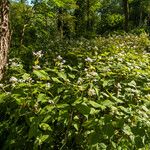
[57,8,63,39]
[123,0,129,32]
[0,0,10,80]
[86,0,90,32]
[147,14,150,27]
[139,9,143,26]
[20,24,27,46]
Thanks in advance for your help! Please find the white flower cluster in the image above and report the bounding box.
[85,57,93,63]
[33,65,41,70]
[9,76,18,83]
[45,83,51,89]
[77,77,83,84]
[33,50,43,58]
[9,76,34,85]
[88,88,96,96]
[86,70,98,79]
[0,84,3,87]
[57,55,63,60]
[56,55,66,64]
[54,55,66,71]
[11,62,20,67]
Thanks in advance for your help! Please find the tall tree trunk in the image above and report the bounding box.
[0,0,10,80]
[123,0,129,32]
[139,10,143,26]
[147,14,150,27]
[57,8,63,39]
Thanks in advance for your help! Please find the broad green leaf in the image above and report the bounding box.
[0,93,7,103]
[89,101,103,109]
[106,90,123,103]
[57,72,67,81]
[82,119,96,129]
[73,123,79,131]
[94,86,99,96]
[99,143,107,149]
[102,80,109,87]
[128,80,136,87]
[33,70,50,80]
[39,123,52,131]
[90,108,100,115]
[37,93,47,103]
[123,125,132,135]
[22,73,30,80]
[103,124,114,137]
[53,0,64,7]
[102,100,114,107]
[134,136,144,148]
[51,77,62,83]
[36,135,49,145]
[76,103,91,115]
[118,106,131,114]
[88,131,101,145]
[28,124,39,139]
[40,134,49,143]
[57,104,69,109]
[68,73,75,79]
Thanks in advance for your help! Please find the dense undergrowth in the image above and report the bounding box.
[0,34,150,150]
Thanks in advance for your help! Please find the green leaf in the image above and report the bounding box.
[106,90,123,103]
[35,135,49,146]
[33,70,50,80]
[57,104,69,109]
[22,73,30,80]
[102,80,109,87]
[76,103,91,115]
[0,93,7,103]
[53,0,64,7]
[37,94,47,103]
[51,77,62,83]
[39,123,52,131]
[68,73,75,79]
[123,125,132,136]
[29,124,39,139]
[135,136,144,148]
[88,131,101,145]
[90,108,100,115]
[94,86,99,96]
[102,100,114,107]
[40,135,49,143]
[128,80,136,87]
[103,124,114,137]
[57,72,67,81]
[89,101,103,109]
[73,123,79,131]
[99,143,107,149]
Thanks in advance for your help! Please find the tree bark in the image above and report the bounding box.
[123,0,129,32]
[0,0,10,80]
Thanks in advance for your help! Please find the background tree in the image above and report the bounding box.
[130,0,150,27]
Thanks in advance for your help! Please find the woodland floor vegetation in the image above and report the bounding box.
[0,0,150,149]
[0,34,150,149]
